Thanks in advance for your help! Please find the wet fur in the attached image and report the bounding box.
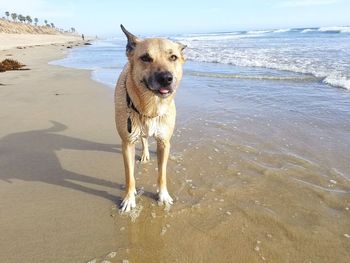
[115,26,186,212]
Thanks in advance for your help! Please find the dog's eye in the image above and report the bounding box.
[140,54,153,63]
[170,55,178,61]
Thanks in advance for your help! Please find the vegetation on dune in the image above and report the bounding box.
[11,13,17,22]
[2,11,76,34]
[0,59,26,72]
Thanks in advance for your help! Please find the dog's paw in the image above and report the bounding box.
[120,191,137,213]
[158,189,173,206]
[140,151,150,163]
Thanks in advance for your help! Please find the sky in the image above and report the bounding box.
[0,0,349,36]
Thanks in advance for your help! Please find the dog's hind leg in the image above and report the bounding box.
[156,139,173,206]
[140,136,150,163]
[120,141,137,212]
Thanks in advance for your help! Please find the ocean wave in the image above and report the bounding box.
[174,26,350,43]
[185,70,317,82]
[175,33,261,42]
[318,26,350,33]
[301,28,317,33]
[181,32,241,38]
[247,30,271,34]
[273,29,291,33]
[185,49,350,90]
[323,75,350,89]
[302,26,350,34]
[179,26,350,91]
[176,26,350,42]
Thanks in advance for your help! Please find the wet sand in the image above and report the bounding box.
[1,45,350,263]
[93,69,350,262]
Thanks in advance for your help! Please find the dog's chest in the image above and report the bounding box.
[130,114,167,141]
[141,117,159,137]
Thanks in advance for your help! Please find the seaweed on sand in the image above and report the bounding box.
[0,59,26,72]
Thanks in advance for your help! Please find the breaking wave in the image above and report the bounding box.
[176,27,350,90]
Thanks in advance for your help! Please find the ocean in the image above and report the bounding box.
[52,27,350,262]
[54,26,350,90]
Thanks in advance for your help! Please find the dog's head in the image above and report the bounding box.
[121,25,186,98]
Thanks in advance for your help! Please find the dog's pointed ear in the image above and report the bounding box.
[120,24,140,54]
[177,42,187,61]
[177,42,187,52]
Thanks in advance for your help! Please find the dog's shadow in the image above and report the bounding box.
[0,121,156,203]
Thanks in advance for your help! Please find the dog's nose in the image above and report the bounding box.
[156,71,173,87]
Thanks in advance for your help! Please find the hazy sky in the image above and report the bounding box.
[1,0,349,36]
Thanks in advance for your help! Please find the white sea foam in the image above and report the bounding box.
[178,28,350,90]
[175,33,259,42]
[247,30,271,34]
[188,54,350,90]
[318,26,350,33]
[273,29,291,33]
[301,28,316,33]
[323,75,350,89]
[302,26,350,34]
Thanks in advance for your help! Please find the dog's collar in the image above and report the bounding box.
[126,91,141,115]
[124,76,159,133]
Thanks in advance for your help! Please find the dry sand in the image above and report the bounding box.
[0,33,81,50]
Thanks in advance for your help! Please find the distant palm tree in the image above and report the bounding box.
[18,15,24,23]
[34,18,38,26]
[50,22,55,28]
[11,13,17,22]
[26,15,32,24]
[44,19,48,26]
[5,11,10,20]
[71,27,76,33]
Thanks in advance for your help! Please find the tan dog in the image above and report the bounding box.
[115,25,186,212]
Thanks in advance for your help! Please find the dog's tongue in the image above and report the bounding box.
[159,88,170,94]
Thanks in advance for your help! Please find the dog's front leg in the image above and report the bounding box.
[157,139,173,206]
[140,136,150,163]
[120,141,137,212]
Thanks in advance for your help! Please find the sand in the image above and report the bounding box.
[0,44,123,262]
[1,40,350,263]
[0,33,81,50]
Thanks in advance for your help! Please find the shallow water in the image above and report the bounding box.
[53,34,350,262]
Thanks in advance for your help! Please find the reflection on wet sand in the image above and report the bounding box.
[90,74,350,262]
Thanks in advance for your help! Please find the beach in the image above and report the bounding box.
[0,33,82,50]
[1,31,350,263]
[0,43,122,262]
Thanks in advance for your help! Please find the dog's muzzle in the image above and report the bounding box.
[142,71,176,98]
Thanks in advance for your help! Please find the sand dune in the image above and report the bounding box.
[0,18,67,34]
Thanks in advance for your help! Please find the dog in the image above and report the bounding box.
[115,25,186,212]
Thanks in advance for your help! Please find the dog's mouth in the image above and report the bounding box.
[141,79,174,98]
[158,87,172,96]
